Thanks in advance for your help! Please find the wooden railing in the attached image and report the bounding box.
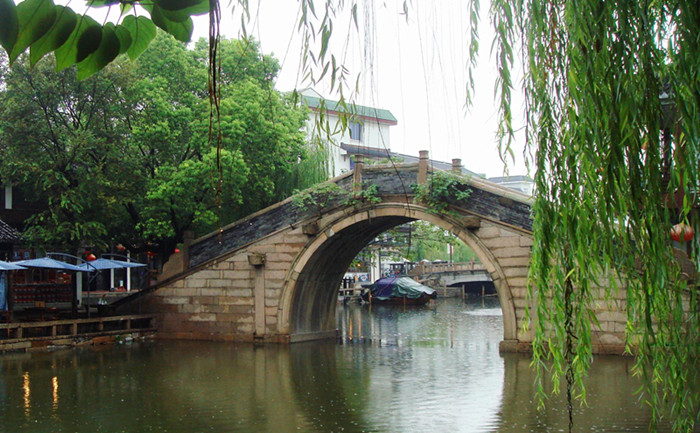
[0,314,155,343]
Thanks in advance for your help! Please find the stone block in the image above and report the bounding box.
[275,243,304,254]
[265,270,287,281]
[485,236,522,248]
[218,296,254,306]
[207,279,232,288]
[189,313,217,322]
[200,288,226,297]
[519,236,534,247]
[264,288,280,298]
[265,298,280,307]
[160,296,191,305]
[476,226,501,239]
[491,246,531,258]
[503,267,530,278]
[497,257,531,268]
[184,278,207,289]
[228,305,254,315]
[195,270,221,280]
[221,270,251,280]
[506,277,528,288]
[265,260,294,270]
[176,288,200,297]
[225,288,253,298]
[235,323,255,334]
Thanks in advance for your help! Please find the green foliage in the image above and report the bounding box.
[343,183,382,207]
[484,0,700,429]
[0,0,206,77]
[0,31,319,257]
[413,171,471,217]
[291,182,348,216]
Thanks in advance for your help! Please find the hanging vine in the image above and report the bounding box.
[486,0,700,431]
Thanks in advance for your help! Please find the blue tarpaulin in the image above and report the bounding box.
[0,272,7,310]
[368,276,437,301]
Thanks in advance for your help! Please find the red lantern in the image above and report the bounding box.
[670,223,694,242]
[86,253,97,261]
[174,248,181,253]
[116,243,126,251]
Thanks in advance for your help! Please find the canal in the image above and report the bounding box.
[0,298,691,432]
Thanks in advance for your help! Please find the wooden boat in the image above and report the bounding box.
[361,276,437,305]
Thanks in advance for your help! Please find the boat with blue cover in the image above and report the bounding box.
[361,276,437,305]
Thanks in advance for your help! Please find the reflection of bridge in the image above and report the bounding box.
[116,151,629,354]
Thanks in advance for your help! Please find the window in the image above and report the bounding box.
[3,185,11,210]
[349,121,362,142]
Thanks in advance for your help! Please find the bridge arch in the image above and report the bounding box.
[279,203,519,344]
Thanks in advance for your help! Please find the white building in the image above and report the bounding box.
[300,89,398,177]
[486,175,535,196]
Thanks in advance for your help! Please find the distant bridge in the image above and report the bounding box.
[408,262,493,290]
[116,151,629,354]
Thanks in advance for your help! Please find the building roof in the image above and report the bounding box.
[340,144,480,177]
[487,175,534,183]
[301,93,398,125]
[0,218,20,243]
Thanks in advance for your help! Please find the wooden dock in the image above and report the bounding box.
[0,314,156,352]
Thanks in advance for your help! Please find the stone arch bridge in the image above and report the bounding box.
[118,152,628,354]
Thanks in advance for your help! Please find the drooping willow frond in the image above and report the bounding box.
[486,0,700,431]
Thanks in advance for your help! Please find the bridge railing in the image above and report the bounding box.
[408,262,486,276]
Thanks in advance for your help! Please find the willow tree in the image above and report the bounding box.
[1,0,699,430]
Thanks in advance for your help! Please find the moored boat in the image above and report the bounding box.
[361,276,437,305]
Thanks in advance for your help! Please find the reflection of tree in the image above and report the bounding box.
[289,342,373,433]
[497,353,678,432]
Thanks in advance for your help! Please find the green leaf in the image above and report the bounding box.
[85,0,120,5]
[76,23,102,63]
[153,0,209,21]
[54,15,99,71]
[121,15,156,60]
[9,0,57,64]
[29,6,77,67]
[145,4,194,43]
[152,0,205,12]
[0,0,19,56]
[76,23,119,79]
[113,23,132,55]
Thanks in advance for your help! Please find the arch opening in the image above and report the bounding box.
[283,205,519,344]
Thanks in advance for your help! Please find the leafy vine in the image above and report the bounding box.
[413,171,471,217]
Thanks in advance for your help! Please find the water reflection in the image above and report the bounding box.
[0,298,694,432]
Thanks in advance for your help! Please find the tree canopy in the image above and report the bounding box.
[1,0,699,431]
[0,31,323,260]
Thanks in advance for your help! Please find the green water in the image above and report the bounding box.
[0,299,691,432]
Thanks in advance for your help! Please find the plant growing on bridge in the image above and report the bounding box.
[291,182,348,217]
[343,182,382,208]
[413,171,471,217]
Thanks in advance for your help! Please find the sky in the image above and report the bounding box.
[188,1,530,178]
[59,0,530,178]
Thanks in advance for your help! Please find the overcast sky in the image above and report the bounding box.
[62,0,530,178]
[189,1,530,178]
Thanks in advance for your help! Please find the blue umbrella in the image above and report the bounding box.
[104,259,147,269]
[15,257,92,272]
[0,261,26,271]
[77,258,146,270]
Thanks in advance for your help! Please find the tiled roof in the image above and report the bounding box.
[303,95,398,125]
[0,218,20,243]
